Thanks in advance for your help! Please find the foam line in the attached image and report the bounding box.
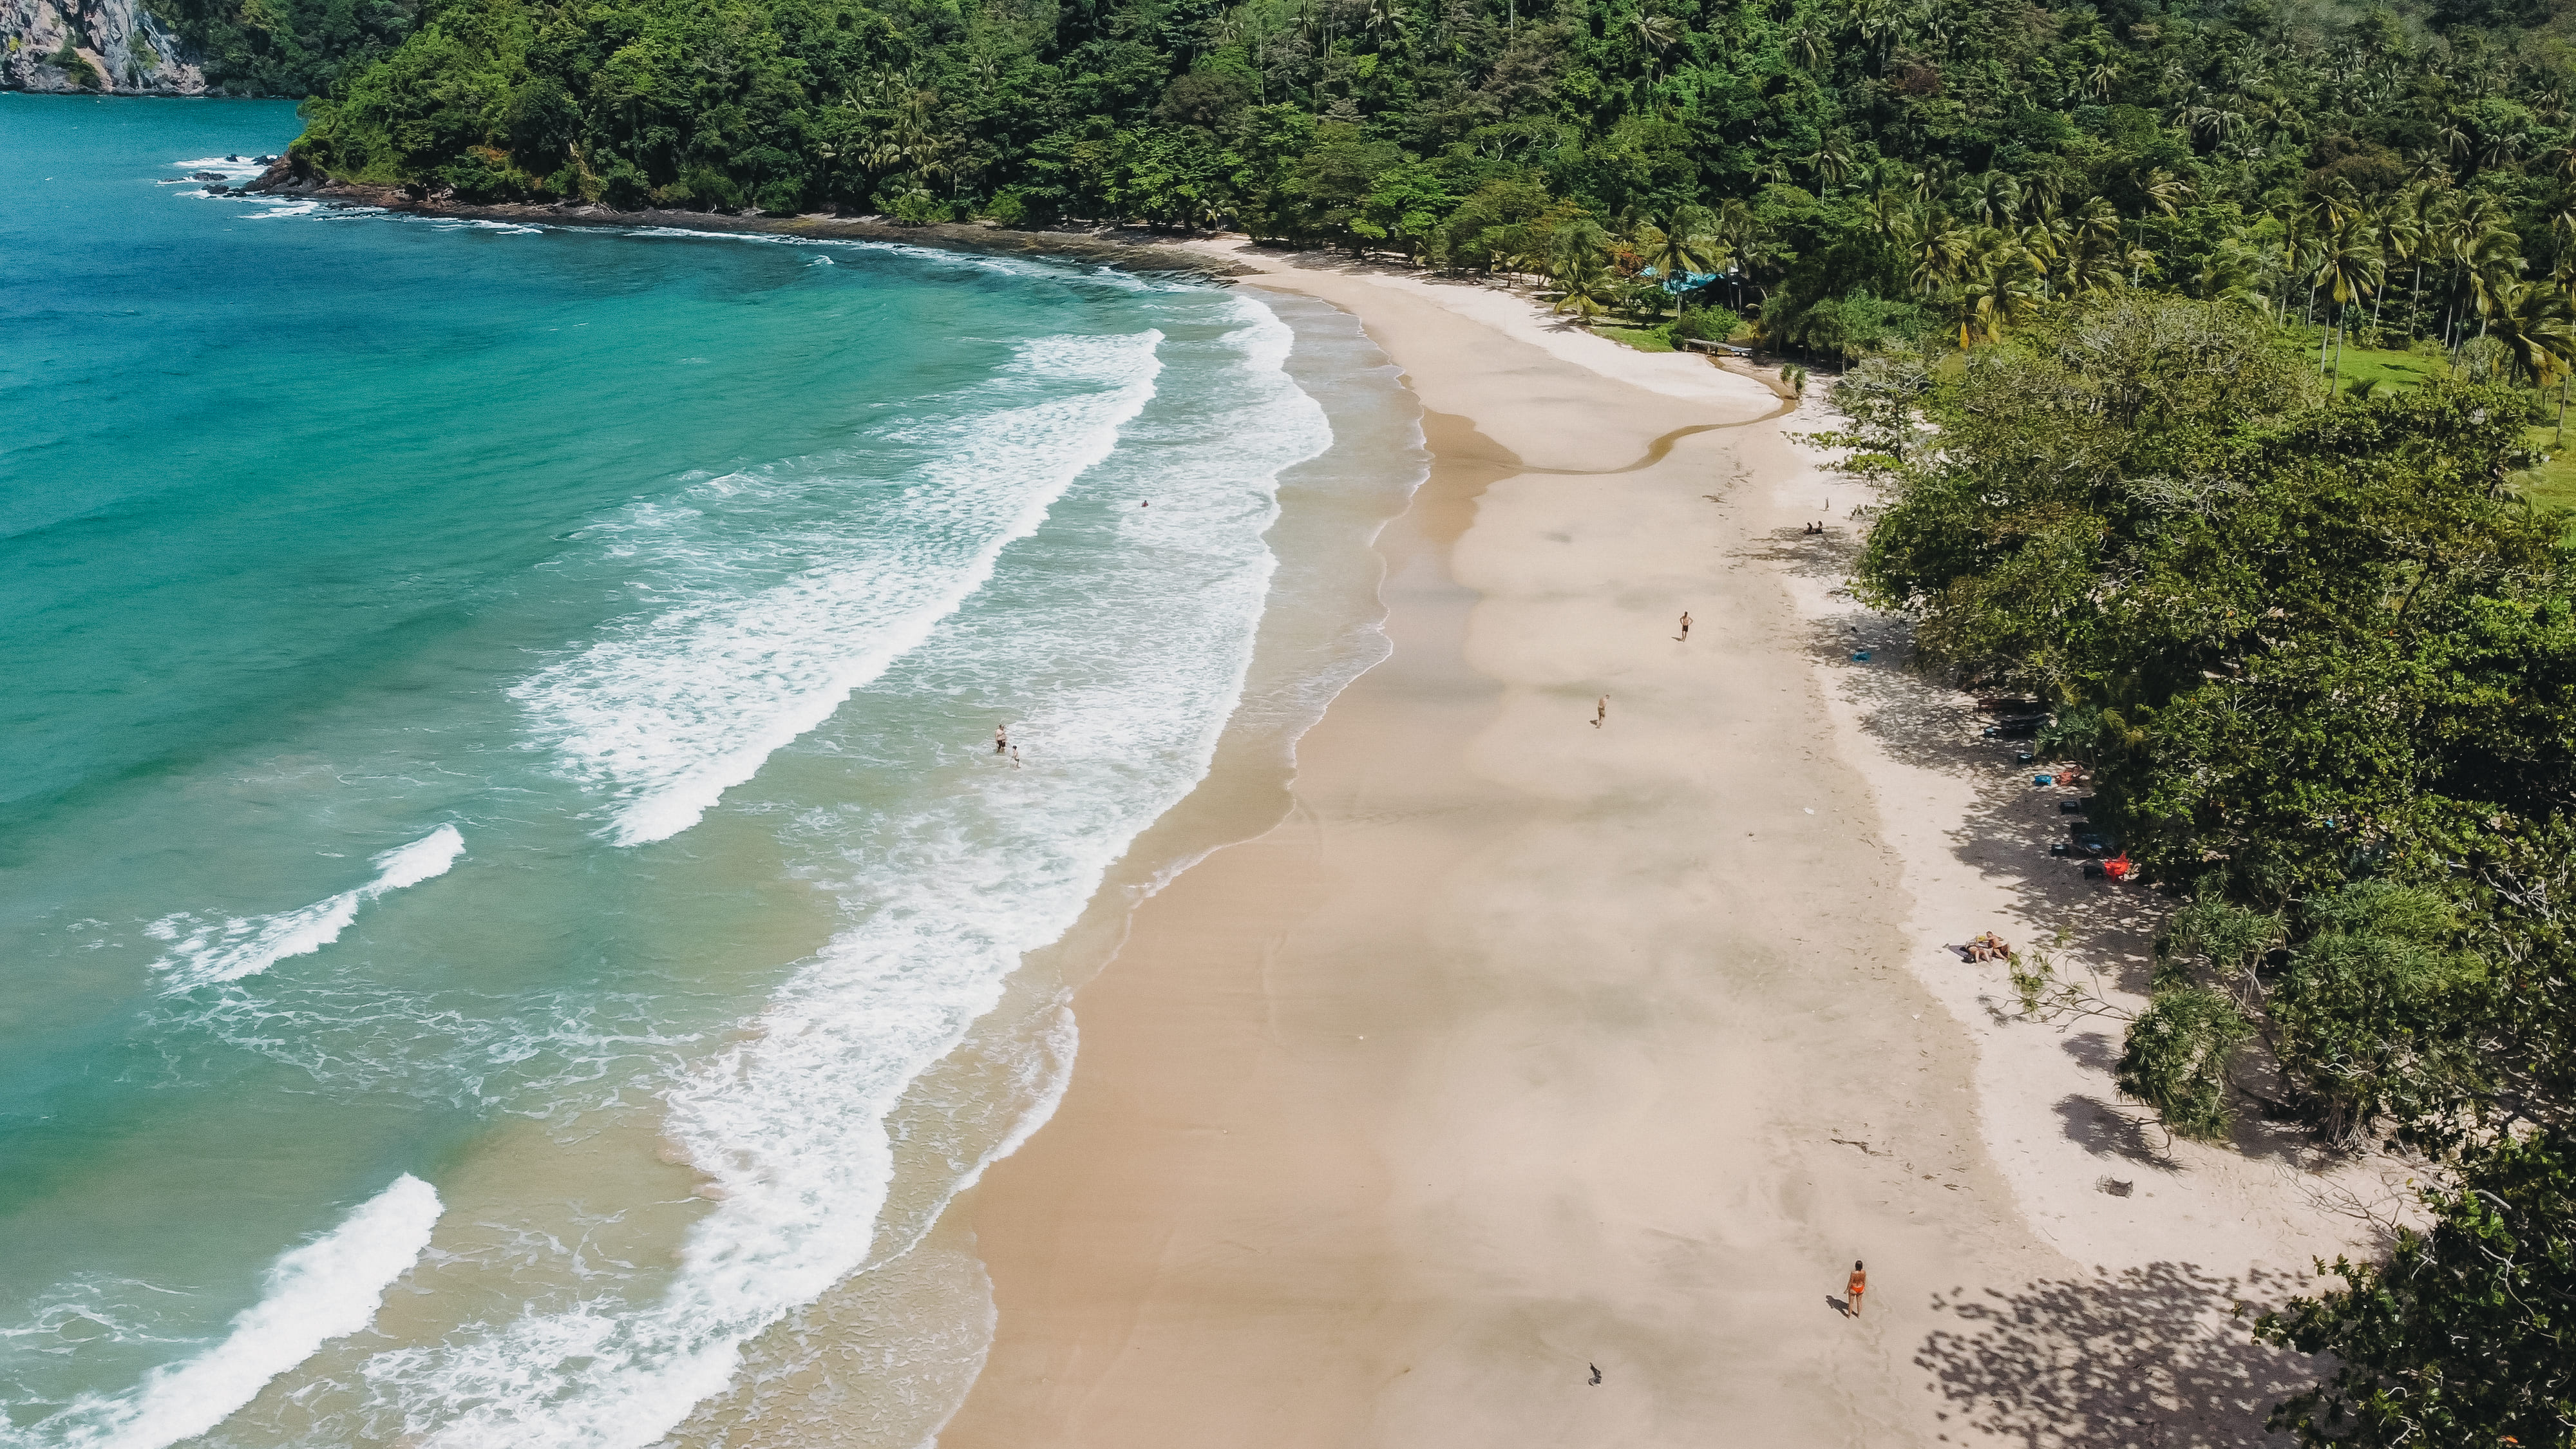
[148,825,465,991]
[511,332,1164,847]
[22,1175,442,1449]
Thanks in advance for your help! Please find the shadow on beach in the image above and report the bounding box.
[1914,1263,2322,1448]
[1736,520,2353,1178]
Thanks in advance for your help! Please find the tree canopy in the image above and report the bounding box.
[1845,293,2576,1447]
[202,0,2576,357]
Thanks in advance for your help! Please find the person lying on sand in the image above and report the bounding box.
[1963,932,2012,961]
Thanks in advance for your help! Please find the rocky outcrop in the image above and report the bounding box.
[3,0,206,93]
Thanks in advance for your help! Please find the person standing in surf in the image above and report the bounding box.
[995,724,1009,754]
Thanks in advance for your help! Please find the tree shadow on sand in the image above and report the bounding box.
[1915,1263,2323,1448]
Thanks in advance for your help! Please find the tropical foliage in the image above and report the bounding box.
[1846,291,2576,1448]
[144,0,419,95]
[231,0,2576,355]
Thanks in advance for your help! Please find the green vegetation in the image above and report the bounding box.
[48,37,101,88]
[254,0,2576,363]
[142,0,419,95]
[1842,292,2575,1448]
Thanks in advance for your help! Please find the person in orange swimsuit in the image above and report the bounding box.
[1846,1260,1867,1318]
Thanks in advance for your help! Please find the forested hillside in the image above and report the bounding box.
[282,0,2576,352]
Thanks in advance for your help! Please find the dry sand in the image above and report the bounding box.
[931,243,2390,1448]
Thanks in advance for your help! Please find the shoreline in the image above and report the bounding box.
[243,160,1262,278]
[923,244,2382,1446]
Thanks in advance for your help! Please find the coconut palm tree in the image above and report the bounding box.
[1803,137,1855,193]
[2485,278,2576,388]
[2310,215,2384,383]
[1951,236,2040,346]
[2132,167,2194,285]
[1899,211,1971,297]
[1968,171,2020,229]
[1788,21,1826,69]
[1626,9,1678,75]
[1551,252,1622,319]
[1636,206,1729,288]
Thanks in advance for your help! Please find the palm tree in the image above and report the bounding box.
[1788,21,1826,70]
[1864,187,1912,249]
[2132,166,2193,285]
[1551,252,1622,319]
[1546,215,1612,284]
[1899,211,1971,297]
[2485,278,2576,389]
[2310,216,2384,383]
[1636,207,1729,289]
[1952,236,2040,346]
[2363,197,2418,343]
[1803,137,1855,193]
[1968,171,2020,229]
[1627,10,1678,75]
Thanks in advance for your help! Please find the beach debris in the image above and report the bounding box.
[2097,1177,2136,1197]
[1587,1363,1602,1386]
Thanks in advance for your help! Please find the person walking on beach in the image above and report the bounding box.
[995,724,1009,755]
[1845,1261,1867,1318]
[1594,695,1608,729]
[1678,611,1692,641]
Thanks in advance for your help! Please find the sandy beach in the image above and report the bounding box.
[932,243,2392,1448]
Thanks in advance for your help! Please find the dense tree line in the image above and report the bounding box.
[1844,294,2573,1448]
[262,0,2576,355]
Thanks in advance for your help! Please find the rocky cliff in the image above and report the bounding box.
[2,0,205,93]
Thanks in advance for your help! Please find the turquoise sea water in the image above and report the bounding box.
[1,95,1420,1447]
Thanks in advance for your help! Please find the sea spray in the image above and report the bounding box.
[2,1176,442,1449]
[147,826,466,992]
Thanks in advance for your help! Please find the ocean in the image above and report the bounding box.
[0,95,1423,1448]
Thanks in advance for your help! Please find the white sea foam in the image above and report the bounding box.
[344,296,1332,1448]
[511,331,1163,846]
[147,826,464,992]
[3,1175,440,1449]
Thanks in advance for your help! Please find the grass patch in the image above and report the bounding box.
[1595,321,1677,352]
[2289,334,2450,396]
[2329,347,2447,395]
[2514,426,2576,522]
